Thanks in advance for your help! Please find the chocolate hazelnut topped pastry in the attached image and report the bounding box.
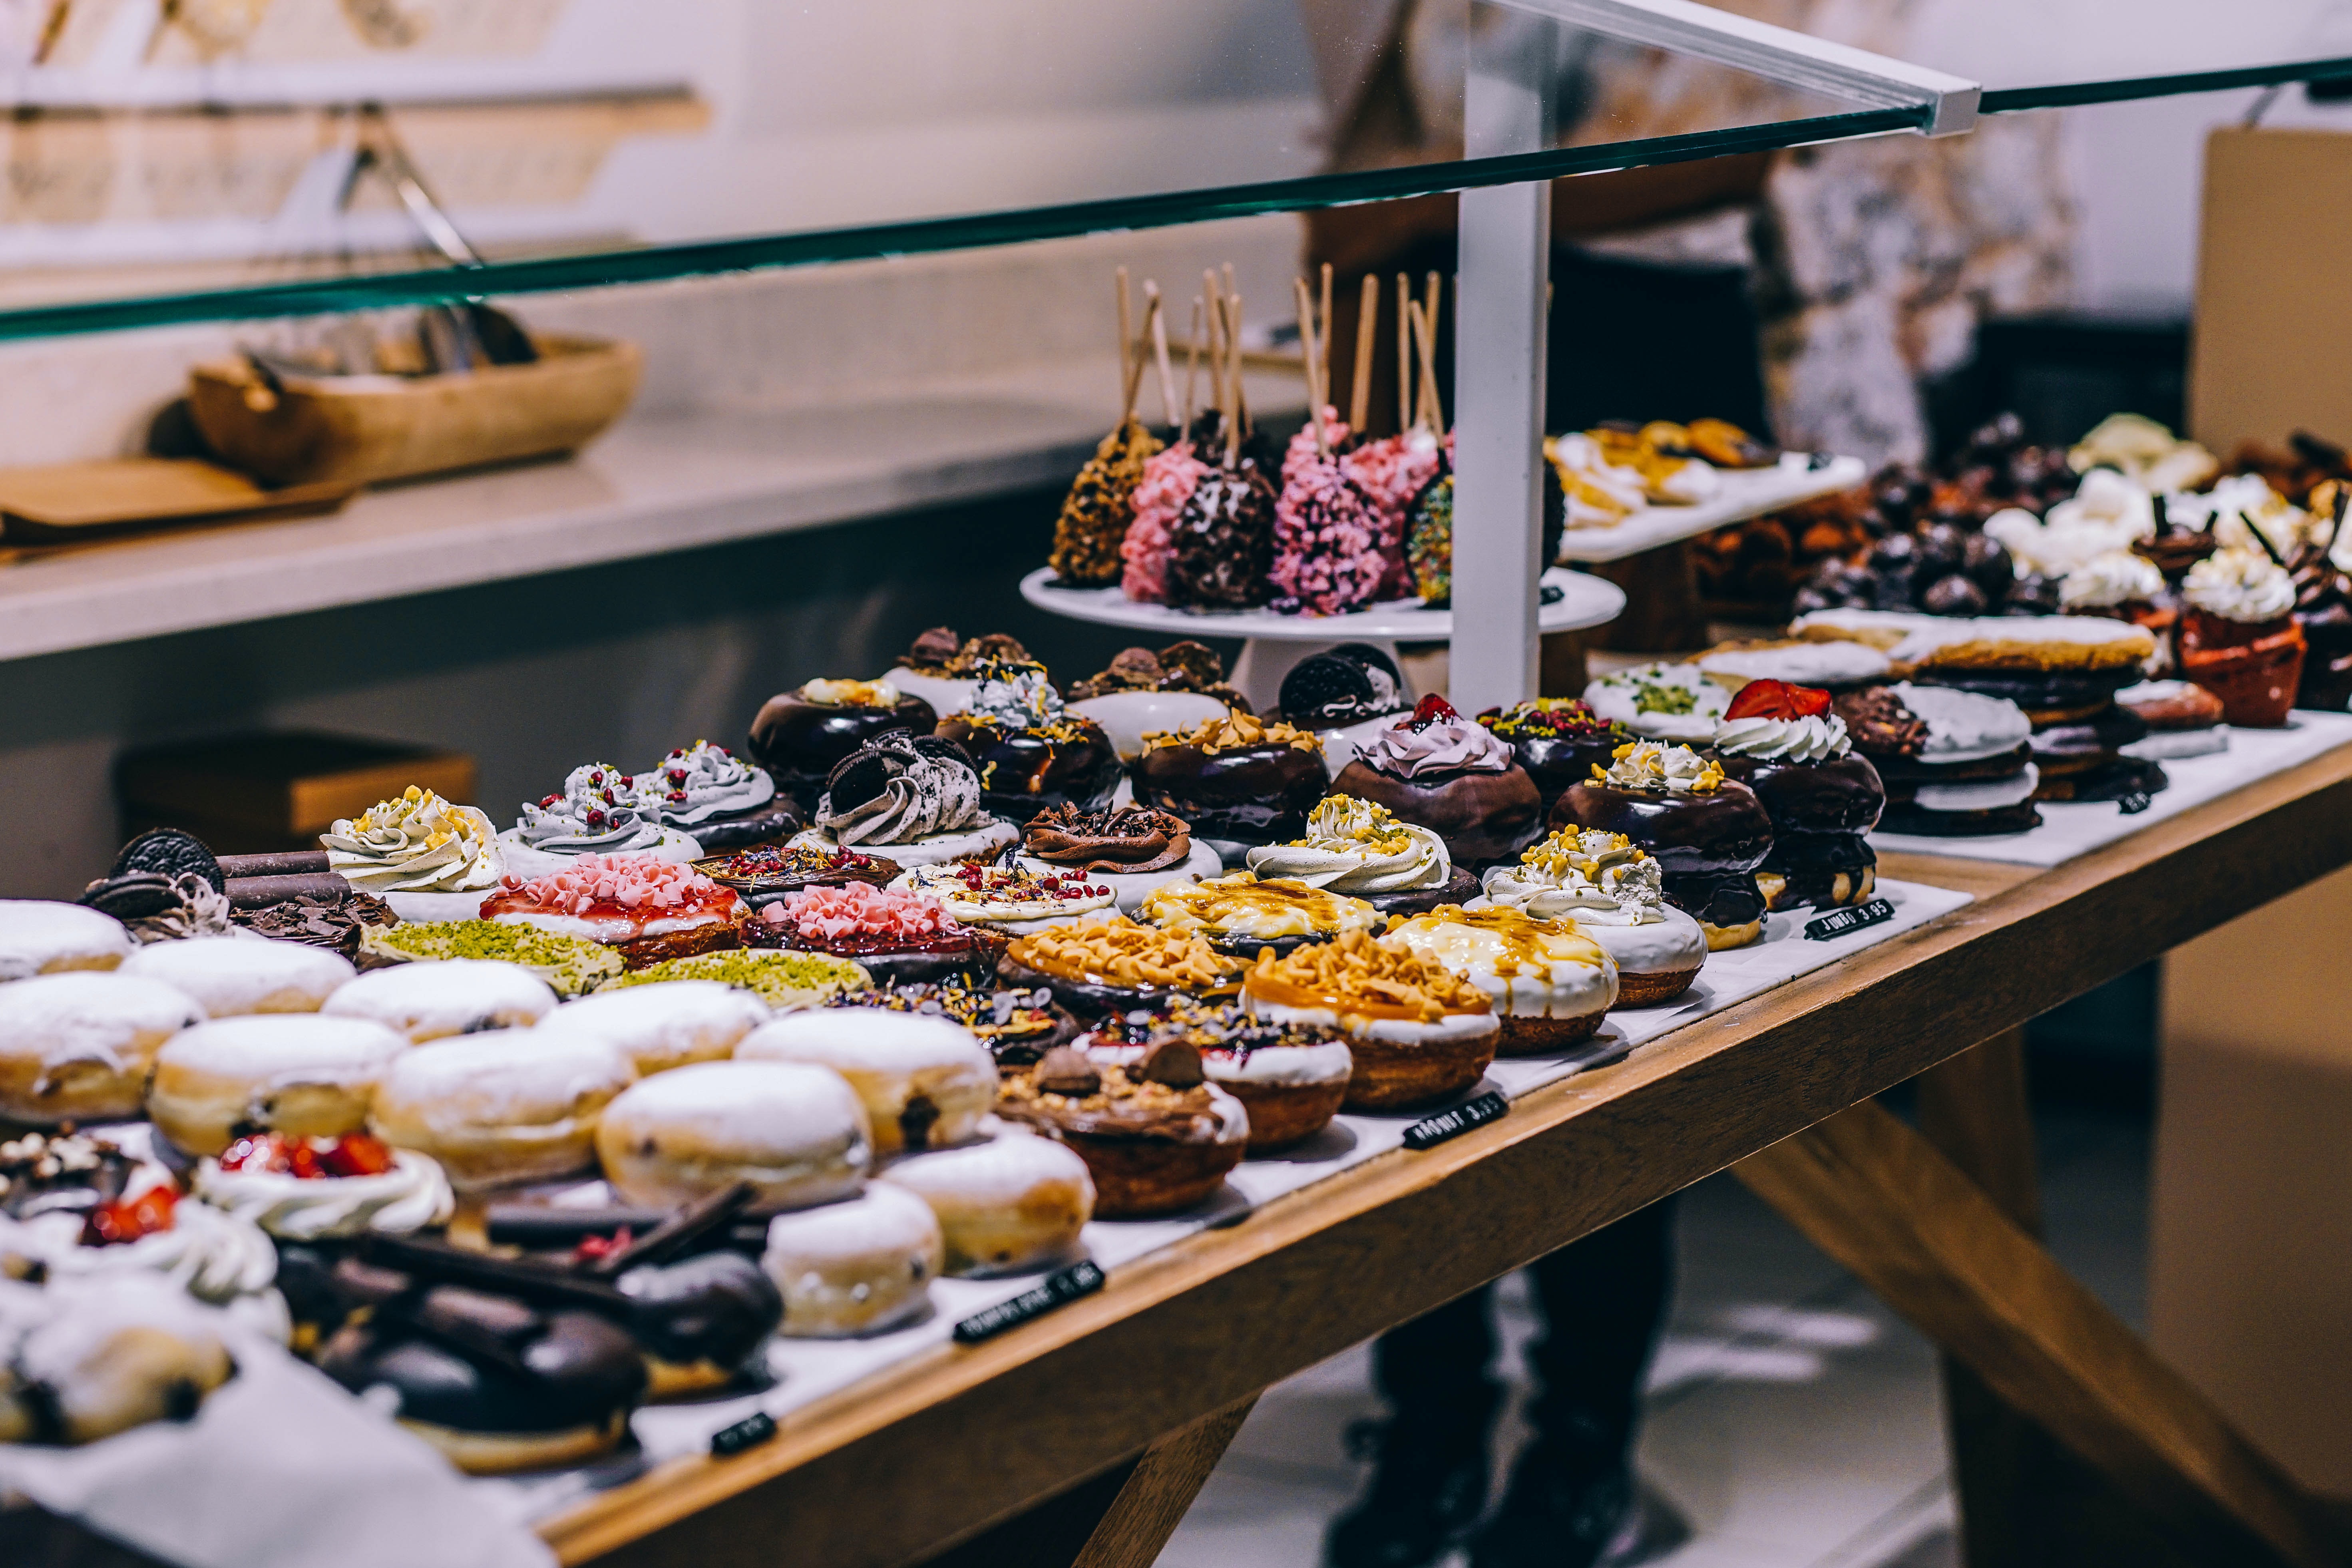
[997,1043,1249,1218]
[745,881,1003,986]
[1080,997,1352,1152]
[748,680,940,814]
[1477,828,1708,1006]
[1137,870,1380,959]
[1239,930,1498,1112]
[887,627,1035,716]
[1134,712,1329,848]
[1551,740,1774,949]
[634,740,801,852]
[1244,794,1478,915]
[1331,695,1544,867]
[1025,803,1194,875]
[998,916,1244,1020]
[792,731,1020,866]
[1476,698,1631,816]
[1705,681,1885,912]
[693,841,897,907]
[823,979,1083,1068]
[933,659,1122,825]
[2115,680,2229,761]
[1843,683,2041,837]
[1829,685,1928,760]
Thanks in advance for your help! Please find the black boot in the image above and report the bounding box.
[1465,1427,1635,1568]
[1323,1409,1494,1568]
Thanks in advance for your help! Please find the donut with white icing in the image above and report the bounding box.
[594,1059,870,1210]
[760,1184,943,1336]
[531,981,771,1076]
[0,1278,235,1445]
[147,1014,411,1155]
[0,971,201,1125]
[121,937,354,1017]
[1383,908,1619,1054]
[735,1010,995,1156]
[371,1032,637,1190]
[321,958,557,1043]
[876,1129,1094,1275]
[0,901,135,981]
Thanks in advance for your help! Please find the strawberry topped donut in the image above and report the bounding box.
[1703,680,1884,912]
[481,853,748,968]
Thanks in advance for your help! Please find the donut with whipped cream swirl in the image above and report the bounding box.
[1550,740,1774,950]
[1243,794,1478,915]
[635,740,802,852]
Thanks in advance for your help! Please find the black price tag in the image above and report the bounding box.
[1804,897,1896,941]
[2117,790,2153,815]
[953,1261,1107,1345]
[1404,1090,1509,1150]
[710,1411,778,1457]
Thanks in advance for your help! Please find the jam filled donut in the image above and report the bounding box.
[120,936,355,1017]
[322,957,558,1043]
[1550,741,1775,950]
[1241,931,1499,1112]
[0,971,202,1125]
[594,1059,871,1210]
[760,1183,944,1336]
[1329,696,1545,867]
[875,1131,1096,1275]
[0,899,135,981]
[1132,713,1329,849]
[1477,830,1708,1006]
[371,1032,638,1191]
[736,1010,995,1157]
[997,1043,1250,1218]
[1136,871,1381,960]
[748,678,941,814]
[1078,997,1353,1151]
[530,980,772,1076]
[481,853,749,969]
[1383,906,1618,1054]
[147,1013,411,1156]
[1244,794,1479,916]
[997,918,1242,1021]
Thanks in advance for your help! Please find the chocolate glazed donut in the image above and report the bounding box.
[1707,753,1885,913]
[1133,743,1327,846]
[1330,761,1544,867]
[1552,779,1774,929]
[936,715,1123,825]
[748,695,940,812]
[1508,734,1626,817]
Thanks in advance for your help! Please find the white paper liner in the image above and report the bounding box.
[1869,708,2352,866]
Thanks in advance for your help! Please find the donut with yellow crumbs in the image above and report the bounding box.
[997,917,1243,1019]
[1240,931,1498,1111]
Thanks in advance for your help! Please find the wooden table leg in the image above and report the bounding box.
[1734,1097,2346,1568]
[920,1394,1259,1568]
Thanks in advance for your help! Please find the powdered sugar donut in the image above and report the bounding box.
[736,1010,995,1156]
[147,1014,410,1155]
[594,1059,870,1211]
[876,1130,1094,1275]
[121,937,354,1017]
[760,1184,943,1336]
[371,1032,636,1190]
[0,972,200,1125]
[0,901,134,981]
[531,981,770,1076]
[322,959,557,1043]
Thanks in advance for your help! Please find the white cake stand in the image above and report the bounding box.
[1018,567,1625,711]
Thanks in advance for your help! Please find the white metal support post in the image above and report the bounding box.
[1448,18,1559,715]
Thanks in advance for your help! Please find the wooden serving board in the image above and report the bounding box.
[0,457,354,541]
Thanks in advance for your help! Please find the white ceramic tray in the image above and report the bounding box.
[1553,454,1868,563]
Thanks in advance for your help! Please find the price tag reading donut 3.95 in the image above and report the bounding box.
[1803,898,1896,941]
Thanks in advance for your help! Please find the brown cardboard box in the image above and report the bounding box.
[115,732,476,855]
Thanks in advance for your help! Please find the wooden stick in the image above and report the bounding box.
[1295,278,1329,459]
[1225,293,1246,466]
[1351,273,1379,434]
[1116,267,1134,413]
[1410,298,1445,434]
[1146,283,1178,431]
[1181,298,1204,441]
[1119,297,1152,427]
[1202,268,1228,444]
[1318,261,1335,410]
[1397,273,1413,434]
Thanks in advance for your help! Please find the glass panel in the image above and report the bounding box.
[1891,0,2352,109]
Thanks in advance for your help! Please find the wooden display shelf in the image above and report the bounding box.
[537,743,2352,1568]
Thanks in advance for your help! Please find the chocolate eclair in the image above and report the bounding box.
[1551,740,1774,948]
[1476,698,1631,816]
[933,659,1122,824]
[748,678,940,813]
[1705,681,1885,912]
[1134,712,1328,848]
[997,1043,1250,1217]
[1330,695,1544,867]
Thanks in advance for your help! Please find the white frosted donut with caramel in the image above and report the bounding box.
[371,1031,636,1190]
[595,1059,870,1210]
[761,1184,943,1336]
[322,958,557,1043]
[531,981,771,1076]
[121,937,355,1017]
[877,1129,1094,1275]
[147,1014,410,1155]
[1383,907,1618,1054]
[0,901,134,981]
[736,1010,995,1157]
[0,972,201,1126]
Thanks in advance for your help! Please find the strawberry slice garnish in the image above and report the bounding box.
[1404,693,1459,729]
[1723,679,1833,721]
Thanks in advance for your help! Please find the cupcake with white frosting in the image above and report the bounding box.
[1477,828,1707,1005]
[1244,794,1476,915]
[320,786,505,923]
[2178,546,2306,727]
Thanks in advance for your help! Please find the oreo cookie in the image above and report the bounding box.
[103,827,226,893]
[1277,643,1407,726]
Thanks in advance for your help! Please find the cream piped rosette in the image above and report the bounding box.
[193,1148,455,1241]
[1381,905,1617,1053]
[322,786,503,895]
[0,1189,289,1343]
[1243,795,1450,896]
